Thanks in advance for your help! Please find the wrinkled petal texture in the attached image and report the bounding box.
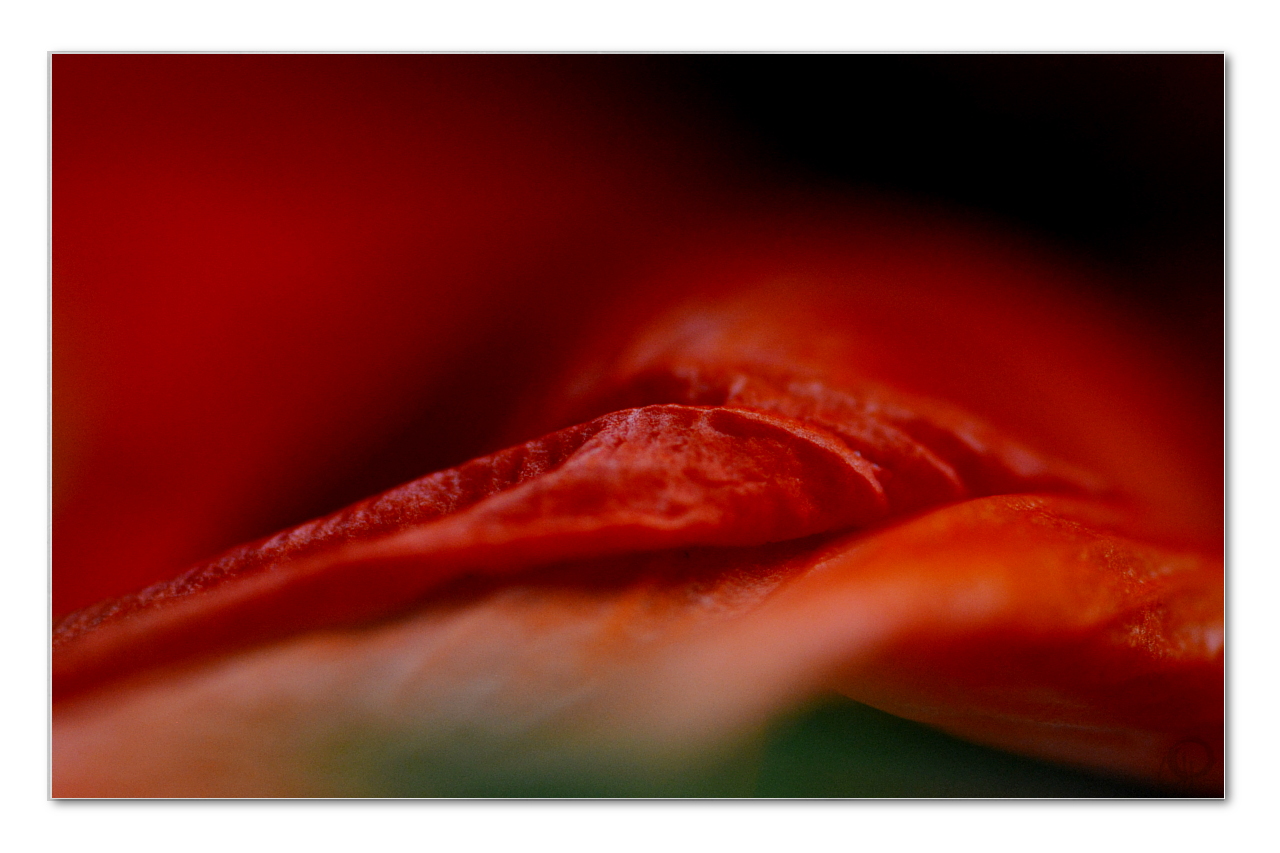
[54,266,1223,797]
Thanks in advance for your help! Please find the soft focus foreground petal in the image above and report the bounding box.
[610,495,1223,794]
[53,495,1219,797]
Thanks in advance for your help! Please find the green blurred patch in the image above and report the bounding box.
[750,696,1170,798]
[325,695,1176,798]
